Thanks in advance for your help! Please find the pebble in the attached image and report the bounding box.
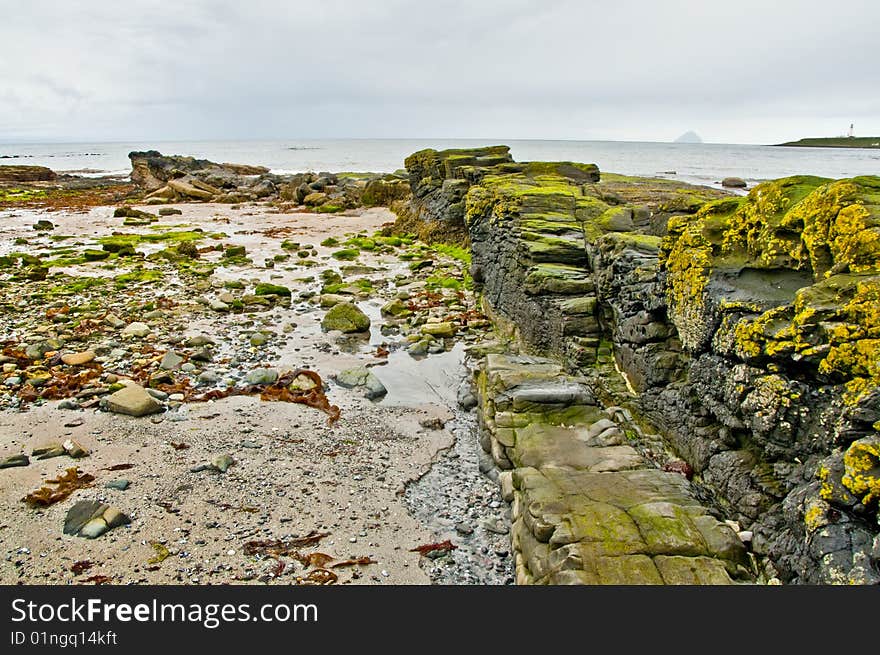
[245,368,278,385]
[212,454,235,473]
[62,439,89,458]
[185,335,215,347]
[159,351,184,370]
[61,350,96,366]
[0,454,29,469]
[121,322,151,338]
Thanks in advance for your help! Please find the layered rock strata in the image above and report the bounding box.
[402,146,880,584]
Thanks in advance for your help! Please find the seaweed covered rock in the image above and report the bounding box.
[321,302,370,333]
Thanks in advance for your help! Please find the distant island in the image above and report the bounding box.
[777,136,880,149]
[674,130,702,143]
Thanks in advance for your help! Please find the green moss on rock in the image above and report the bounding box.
[321,302,371,333]
[254,283,291,297]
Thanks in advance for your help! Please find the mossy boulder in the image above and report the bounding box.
[303,192,328,207]
[332,249,360,261]
[381,298,410,317]
[114,207,158,221]
[254,283,291,297]
[321,302,370,333]
[83,250,110,261]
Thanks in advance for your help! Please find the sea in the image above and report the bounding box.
[1,138,879,190]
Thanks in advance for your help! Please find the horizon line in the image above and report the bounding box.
[0,136,786,148]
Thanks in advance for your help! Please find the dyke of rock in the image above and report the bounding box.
[401,146,880,584]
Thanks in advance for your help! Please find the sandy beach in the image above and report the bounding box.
[0,201,511,585]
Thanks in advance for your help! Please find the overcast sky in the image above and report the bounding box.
[2,0,878,144]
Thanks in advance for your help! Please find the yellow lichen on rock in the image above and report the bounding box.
[804,497,831,533]
[663,175,880,402]
[817,464,835,501]
[841,436,880,505]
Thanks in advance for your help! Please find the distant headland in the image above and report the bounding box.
[776,136,880,149]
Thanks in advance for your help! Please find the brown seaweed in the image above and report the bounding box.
[22,467,95,507]
[242,531,331,557]
[410,540,457,556]
[189,369,340,424]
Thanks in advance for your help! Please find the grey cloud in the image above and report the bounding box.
[1,0,878,143]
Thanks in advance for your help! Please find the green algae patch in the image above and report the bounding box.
[432,243,471,264]
[425,275,464,291]
[114,269,163,286]
[98,230,207,250]
[523,264,594,296]
[254,283,291,297]
[345,237,377,251]
[0,188,48,203]
[43,254,89,268]
[47,276,110,296]
[332,248,360,261]
[314,204,344,214]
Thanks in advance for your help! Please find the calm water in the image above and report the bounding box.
[1,138,879,189]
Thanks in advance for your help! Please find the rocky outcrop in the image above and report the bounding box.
[397,146,599,242]
[0,165,56,182]
[128,150,281,204]
[402,146,880,584]
[654,175,880,583]
[127,151,407,212]
[128,151,268,191]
